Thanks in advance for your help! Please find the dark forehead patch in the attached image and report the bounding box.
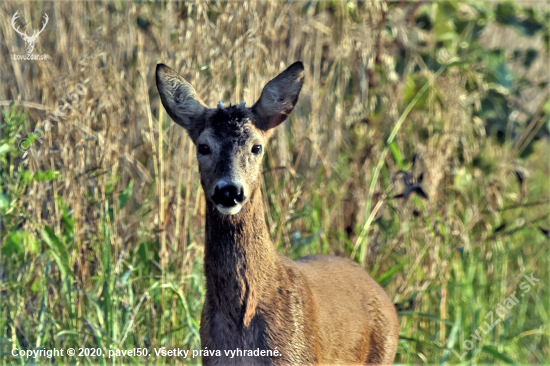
[208,105,256,146]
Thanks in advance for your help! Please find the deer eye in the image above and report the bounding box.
[251,145,262,155]
[198,144,211,155]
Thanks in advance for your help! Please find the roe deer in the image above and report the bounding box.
[156,61,399,365]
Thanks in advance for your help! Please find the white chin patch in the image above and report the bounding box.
[216,204,242,215]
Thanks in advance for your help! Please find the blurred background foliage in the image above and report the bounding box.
[0,0,549,364]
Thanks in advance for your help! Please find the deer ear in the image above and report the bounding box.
[156,64,207,134]
[252,61,305,131]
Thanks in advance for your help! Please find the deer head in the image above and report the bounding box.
[156,62,305,215]
[11,11,48,54]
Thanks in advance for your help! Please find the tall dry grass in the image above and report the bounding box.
[0,0,548,364]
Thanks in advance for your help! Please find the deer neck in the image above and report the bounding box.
[203,187,278,326]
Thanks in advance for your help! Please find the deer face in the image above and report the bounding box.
[156,62,304,215]
[194,106,269,215]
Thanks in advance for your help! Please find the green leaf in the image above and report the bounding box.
[1,231,38,256]
[495,3,544,36]
[33,170,60,182]
[481,345,517,365]
[399,335,446,349]
[137,242,148,265]
[41,226,72,278]
[0,194,9,211]
[31,278,40,292]
[62,213,74,236]
[388,142,404,169]
[398,311,455,326]
[21,170,32,183]
[486,50,514,89]
[495,2,521,26]
[403,75,429,110]
[434,3,458,43]
[376,261,406,285]
[2,232,23,256]
[118,179,134,209]
[0,143,11,155]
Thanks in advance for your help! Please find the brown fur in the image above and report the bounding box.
[156,62,399,365]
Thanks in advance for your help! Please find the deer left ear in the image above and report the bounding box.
[252,61,305,131]
[156,64,207,139]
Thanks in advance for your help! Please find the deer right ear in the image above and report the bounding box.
[156,64,207,133]
[252,61,305,131]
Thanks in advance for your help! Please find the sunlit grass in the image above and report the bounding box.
[0,1,549,365]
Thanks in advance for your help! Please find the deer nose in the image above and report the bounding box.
[212,182,245,207]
